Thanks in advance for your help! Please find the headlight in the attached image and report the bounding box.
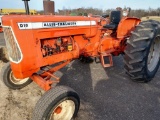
[122,7,131,17]
[123,11,128,17]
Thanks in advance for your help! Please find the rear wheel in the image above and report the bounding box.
[124,20,160,82]
[32,85,80,120]
[1,62,32,89]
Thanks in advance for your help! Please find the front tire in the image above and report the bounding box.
[1,62,32,89]
[32,86,80,120]
[124,20,160,82]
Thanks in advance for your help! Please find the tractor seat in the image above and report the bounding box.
[103,11,121,30]
[103,23,118,30]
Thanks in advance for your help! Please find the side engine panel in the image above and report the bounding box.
[41,37,74,57]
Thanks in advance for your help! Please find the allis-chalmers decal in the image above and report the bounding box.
[18,21,96,30]
[43,21,77,27]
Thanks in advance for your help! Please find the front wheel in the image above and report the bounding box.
[32,85,80,120]
[1,62,32,89]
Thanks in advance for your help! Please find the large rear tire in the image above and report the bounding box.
[1,62,32,89]
[124,20,160,82]
[32,85,80,120]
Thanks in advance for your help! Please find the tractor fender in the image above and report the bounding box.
[117,17,141,38]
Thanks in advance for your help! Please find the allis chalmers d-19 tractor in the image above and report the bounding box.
[1,8,160,120]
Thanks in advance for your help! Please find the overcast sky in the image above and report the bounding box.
[0,0,159,11]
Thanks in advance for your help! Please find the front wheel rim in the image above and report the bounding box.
[9,71,29,85]
[147,36,160,72]
[49,100,75,120]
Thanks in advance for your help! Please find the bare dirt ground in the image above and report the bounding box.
[1,32,160,120]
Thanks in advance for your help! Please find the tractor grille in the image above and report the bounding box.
[3,27,22,63]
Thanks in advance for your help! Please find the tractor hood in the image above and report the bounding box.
[2,15,97,30]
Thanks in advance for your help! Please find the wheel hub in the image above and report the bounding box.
[10,71,29,85]
[50,100,75,120]
[148,36,160,72]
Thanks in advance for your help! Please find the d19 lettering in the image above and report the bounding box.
[20,24,28,28]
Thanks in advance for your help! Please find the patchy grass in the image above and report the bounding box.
[141,16,160,22]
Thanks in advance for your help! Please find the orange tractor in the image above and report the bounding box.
[1,8,160,120]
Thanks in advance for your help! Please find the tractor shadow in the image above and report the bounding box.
[58,56,160,120]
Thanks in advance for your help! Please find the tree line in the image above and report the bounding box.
[56,7,160,18]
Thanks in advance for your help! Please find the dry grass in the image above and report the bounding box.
[141,16,160,22]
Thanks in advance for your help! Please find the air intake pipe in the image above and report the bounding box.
[22,0,30,15]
